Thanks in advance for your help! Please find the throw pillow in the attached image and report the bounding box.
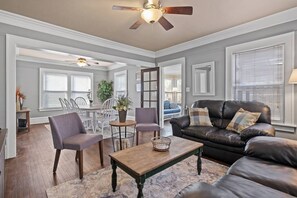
[164,100,171,109]
[226,108,261,133]
[189,107,213,127]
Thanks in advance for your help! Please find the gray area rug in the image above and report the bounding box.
[46,156,228,198]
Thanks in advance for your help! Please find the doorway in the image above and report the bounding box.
[158,58,186,128]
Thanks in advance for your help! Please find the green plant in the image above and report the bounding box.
[113,95,132,111]
[97,80,113,103]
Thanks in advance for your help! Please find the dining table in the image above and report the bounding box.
[79,104,102,133]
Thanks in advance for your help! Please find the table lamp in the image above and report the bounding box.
[289,69,297,84]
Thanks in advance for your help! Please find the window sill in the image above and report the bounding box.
[272,122,296,133]
[39,108,62,112]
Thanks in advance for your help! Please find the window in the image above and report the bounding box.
[114,70,127,98]
[226,32,295,126]
[40,68,93,110]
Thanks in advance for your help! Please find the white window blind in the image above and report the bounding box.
[233,44,284,121]
[114,70,127,98]
[71,75,92,100]
[42,73,68,108]
[40,68,93,110]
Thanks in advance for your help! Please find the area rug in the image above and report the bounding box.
[46,156,228,198]
[44,124,112,139]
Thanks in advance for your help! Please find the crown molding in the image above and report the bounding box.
[155,7,297,58]
[0,10,156,58]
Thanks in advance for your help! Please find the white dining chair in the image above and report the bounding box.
[75,97,88,107]
[70,98,92,129]
[97,98,118,134]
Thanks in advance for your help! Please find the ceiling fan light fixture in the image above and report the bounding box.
[141,8,163,24]
[77,58,87,67]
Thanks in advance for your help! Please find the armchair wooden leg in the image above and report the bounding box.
[136,131,139,145]
[53,149,61,174]
[154,131,156,137]
[99,141,104,166]
[78,150,83,179]
[158,131,160,137]
[75,151,79,162]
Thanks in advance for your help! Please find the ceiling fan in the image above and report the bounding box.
[112,0,193,31]
[66,57,100,67]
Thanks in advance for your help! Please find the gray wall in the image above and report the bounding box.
[0,22,154,128]
[108,65,142,116]
[16,60,108,118]
[156,20,297,139]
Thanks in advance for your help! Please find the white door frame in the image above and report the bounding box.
[5,34,155,159]
[157,57,186,128]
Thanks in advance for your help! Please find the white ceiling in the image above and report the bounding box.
[1,0,297,51]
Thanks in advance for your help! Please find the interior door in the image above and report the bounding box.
[141,67,160,123]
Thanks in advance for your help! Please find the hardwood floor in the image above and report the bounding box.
[5,122,173,198]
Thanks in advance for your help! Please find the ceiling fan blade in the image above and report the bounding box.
[158,16,174,31]
[129,19,145,29]
[112,5,142,11]
[163,6,193,15]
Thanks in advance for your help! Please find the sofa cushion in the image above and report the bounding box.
[206,129,245,147]
[245,136,297,167]
[226,108,261,133]
[164,108,180,115]
[181,126,219,140]
[214,175,294,198]
[170,102,178,109]
[227,156,297,196]
[192,100,224,128]
[189,107,213,127]
[175,182,237,198]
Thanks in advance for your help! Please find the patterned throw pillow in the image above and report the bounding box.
[226,108,261,133]
[189,107,213,127]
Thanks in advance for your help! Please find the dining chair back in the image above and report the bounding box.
[135,108,160,145]
[70,98,92,129]
[97,98,118,134]
[59,98,67,111]
[48,112,103,179]
[75,97,88,107]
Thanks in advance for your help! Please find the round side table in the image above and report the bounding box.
[109,120,136,151]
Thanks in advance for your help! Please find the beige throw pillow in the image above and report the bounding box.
[189,107,213,127]
[226,108,261,133]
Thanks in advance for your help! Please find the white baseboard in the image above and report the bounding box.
[30,117,49,125]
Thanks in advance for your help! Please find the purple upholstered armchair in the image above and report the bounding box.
[49,112,103,179]
[135,108,160,145]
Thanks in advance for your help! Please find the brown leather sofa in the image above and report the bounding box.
[170,100,275,164]
[175,136,297,198]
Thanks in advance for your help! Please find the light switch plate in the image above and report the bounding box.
[186,87,190,92]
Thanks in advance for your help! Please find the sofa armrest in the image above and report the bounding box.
[240,123,275,141]
[170,116,190,137]
[175,182,236,198]
[245,136,297,167]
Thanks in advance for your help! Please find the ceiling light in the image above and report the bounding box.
[141,9,163,24]
[77,58,87,67]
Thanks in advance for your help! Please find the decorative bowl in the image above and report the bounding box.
[151,137,171,152]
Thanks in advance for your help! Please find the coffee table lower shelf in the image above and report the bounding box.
[110,145,202,198]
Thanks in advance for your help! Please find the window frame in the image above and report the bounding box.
[39,68,93,111]
[225,32,295,128]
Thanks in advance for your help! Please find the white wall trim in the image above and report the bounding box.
[10,35,155,68]
[155,7,297,57]
[30,117,49,125]
[0,10,155,58]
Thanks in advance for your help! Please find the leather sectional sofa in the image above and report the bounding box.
[175,136,297,198]
[170,100,275,164]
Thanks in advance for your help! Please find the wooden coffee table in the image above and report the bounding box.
[109,136,203,198]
